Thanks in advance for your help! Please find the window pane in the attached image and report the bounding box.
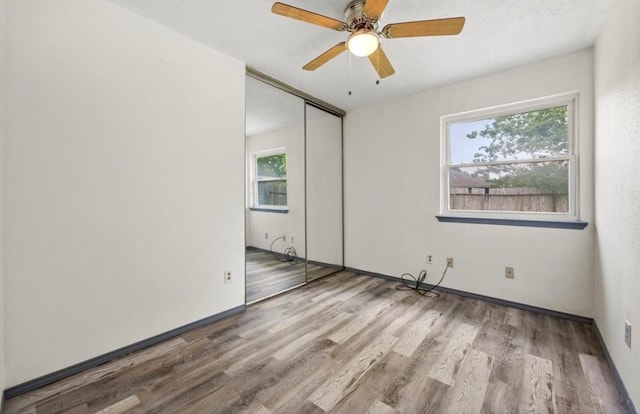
[258,180,287,206]
[257,154,286,179]
[450,106,568,164]
[449,161,569,213]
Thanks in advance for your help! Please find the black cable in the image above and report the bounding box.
[395,263,449,297]
[270,236,298,265]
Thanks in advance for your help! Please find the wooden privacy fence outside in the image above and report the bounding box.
[266,190,287,206]
[450,187,568,212]
[258,181,287,206]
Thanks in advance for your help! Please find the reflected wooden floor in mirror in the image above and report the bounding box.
[245,248,340,303]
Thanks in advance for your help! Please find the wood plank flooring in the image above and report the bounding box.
[245,248,338,303]
[4,271,631,413]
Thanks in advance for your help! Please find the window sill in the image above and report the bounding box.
[250,207,289,214]
[436,216,588,230]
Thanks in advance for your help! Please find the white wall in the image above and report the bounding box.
[593,0,640,407]
[246,125,305,256]
[3,0,245,387]
[345,50,594,317]
[0,0,5,393]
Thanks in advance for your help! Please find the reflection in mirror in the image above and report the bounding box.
[306,104,344,281]
[245,76,306,303]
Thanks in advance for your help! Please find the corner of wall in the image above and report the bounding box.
[0,0,6,396]
[593,0,640,409]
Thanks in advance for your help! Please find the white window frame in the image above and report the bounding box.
[252,148,288,210]
[440,92,580,222]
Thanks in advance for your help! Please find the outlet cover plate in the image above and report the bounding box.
[505,267,514,279]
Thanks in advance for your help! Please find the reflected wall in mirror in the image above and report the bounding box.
[245,76,306,303]
[306,104,344,281]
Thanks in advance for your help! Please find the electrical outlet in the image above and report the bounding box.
[505,267,514,279]
[625,320,632,348]
[291,236,295,243]
[265,232,268,239]
[447,257,454,268]
[426,253,433,265]
[224,270,232,284]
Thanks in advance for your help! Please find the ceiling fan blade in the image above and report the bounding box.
[383,17,465,38]
[368,46,395,78]
[303,42,348,71]
[272,2,346,31]
[363,0,389,20]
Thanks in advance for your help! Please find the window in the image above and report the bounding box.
[441,93,579,222]
[252,149,287,210]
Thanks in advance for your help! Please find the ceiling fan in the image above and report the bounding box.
[271,0,466,78]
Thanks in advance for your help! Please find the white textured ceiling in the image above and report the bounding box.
[110,0,612,112]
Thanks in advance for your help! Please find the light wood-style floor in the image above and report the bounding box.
[5,271,631,413]
[245,248,339,303]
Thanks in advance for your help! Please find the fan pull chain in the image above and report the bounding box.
[348,52,352,96]
[376,48,380,85]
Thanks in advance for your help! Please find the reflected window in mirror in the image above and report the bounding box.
[252,148,288,211]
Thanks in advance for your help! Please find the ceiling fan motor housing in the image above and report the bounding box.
[345,0,379,31]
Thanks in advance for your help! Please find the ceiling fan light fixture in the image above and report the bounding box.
[346,30,380,57]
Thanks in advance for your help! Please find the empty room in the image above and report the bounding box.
[0,0,638,413]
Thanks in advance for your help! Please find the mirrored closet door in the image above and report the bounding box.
[305,104,344,280]
[245,73,344,303]
[245,76,306,303]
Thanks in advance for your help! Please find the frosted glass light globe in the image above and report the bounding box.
[346,30,380,57]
